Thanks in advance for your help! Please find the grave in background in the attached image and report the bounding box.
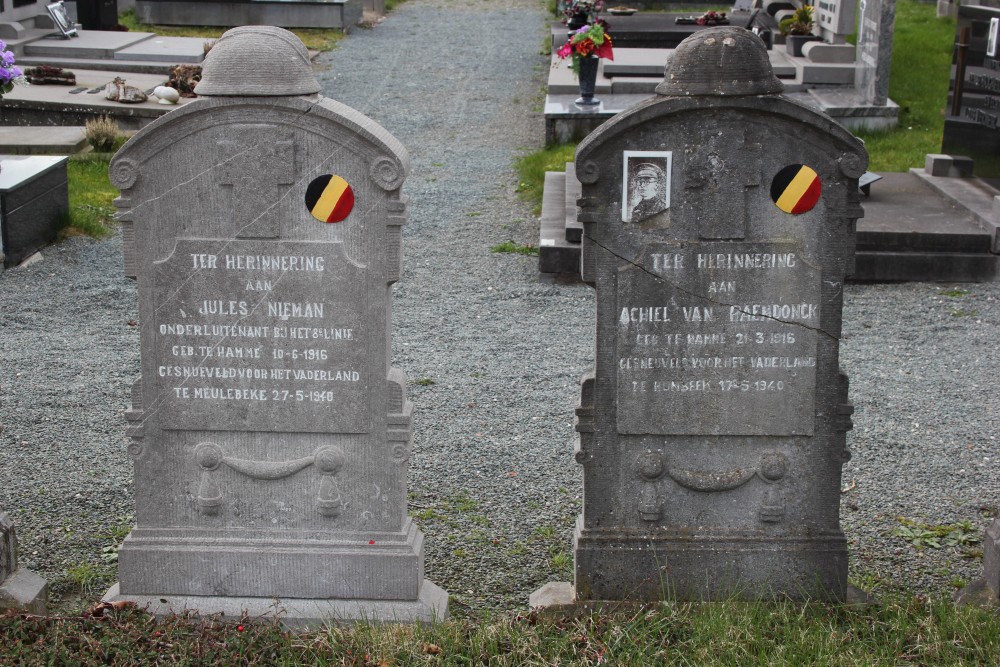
[0,511,47,614]
[943,4,1000,183]
[103,26,446,626]
[134,0,361,28]
[0,155,69,268]
[545,0,900,144]
[539,27,866,603]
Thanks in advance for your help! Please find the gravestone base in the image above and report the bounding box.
[575,524,848,601]
[114,519,433,603]
[104,580,448,628]
[955,519,1000,607]
[0,568,48,615]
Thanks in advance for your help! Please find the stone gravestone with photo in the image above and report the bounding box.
[569,27,867,601]
[102,26,447,625]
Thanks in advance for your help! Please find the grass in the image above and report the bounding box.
[65,154,120,238]
[513,143,576,215]
[2,594,1000,664]
[490,240,540,256]
[117,9,345,51]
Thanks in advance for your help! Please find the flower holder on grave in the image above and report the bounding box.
[102,27,447,625]
[569,27,867,602]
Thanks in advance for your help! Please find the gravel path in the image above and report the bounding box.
[1,0,998,615]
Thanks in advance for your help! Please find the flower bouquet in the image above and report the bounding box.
[695,10,729,26]
[556,20,614,75]
[561,0,605,27]
[1,39,26,98]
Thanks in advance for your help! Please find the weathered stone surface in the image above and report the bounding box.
[571,27,866,602]
[0,512,47,615]
[855,0,897,106]
[103,26,446,625]
[955,518,1000,606]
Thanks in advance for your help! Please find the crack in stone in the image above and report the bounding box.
[583,232,839,342]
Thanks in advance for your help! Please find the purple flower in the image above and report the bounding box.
[2,50,15,67]
[0,69,10,85]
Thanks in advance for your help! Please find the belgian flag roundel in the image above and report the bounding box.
[306,175,354,223]
[770,164,821,215]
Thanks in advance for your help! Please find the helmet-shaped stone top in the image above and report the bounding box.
[656,26,783,97]
[194,26,321,97]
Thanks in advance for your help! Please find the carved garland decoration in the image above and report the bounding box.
[194,443,346,518]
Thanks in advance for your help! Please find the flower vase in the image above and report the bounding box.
[576,56,600,106]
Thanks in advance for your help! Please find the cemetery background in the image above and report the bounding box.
[0,0,997,633]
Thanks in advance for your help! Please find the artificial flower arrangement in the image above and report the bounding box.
[561,0,605,25]
[556,19,614,74]
[1,39,26,98]
[695,10,729,26]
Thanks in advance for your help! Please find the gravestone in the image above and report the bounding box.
[0,511,47,614]
[955,518,1000,606]
[855,0,896,106]
[942,5,1000,181]
[102,26,447,625]
[570,27,866,601]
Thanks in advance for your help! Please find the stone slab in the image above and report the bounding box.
[802,42,856,63]
[853,251,998,282]
[610,76,660,95]
[0,568,48,615]
[104,579,448,628]
[858,172,994,248]
[544,93,652,144]
[529,581,574,608]
[602,49,670,77]
[799,62,856,85]
[0,155,69,267]
[564,162,582,243]
[135,0,361,29]
[0,68,191,130]
[539,171,580,274]
[0,126,88,154]
[114,35,207,64]
[911,166,1000,252]
[792,89,899,131]
[23,30,155,59]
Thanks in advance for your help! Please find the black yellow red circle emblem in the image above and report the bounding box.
[306,175,354,223]
[770,164,821,214]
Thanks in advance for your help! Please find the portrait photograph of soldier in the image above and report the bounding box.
[622,151,671,223]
